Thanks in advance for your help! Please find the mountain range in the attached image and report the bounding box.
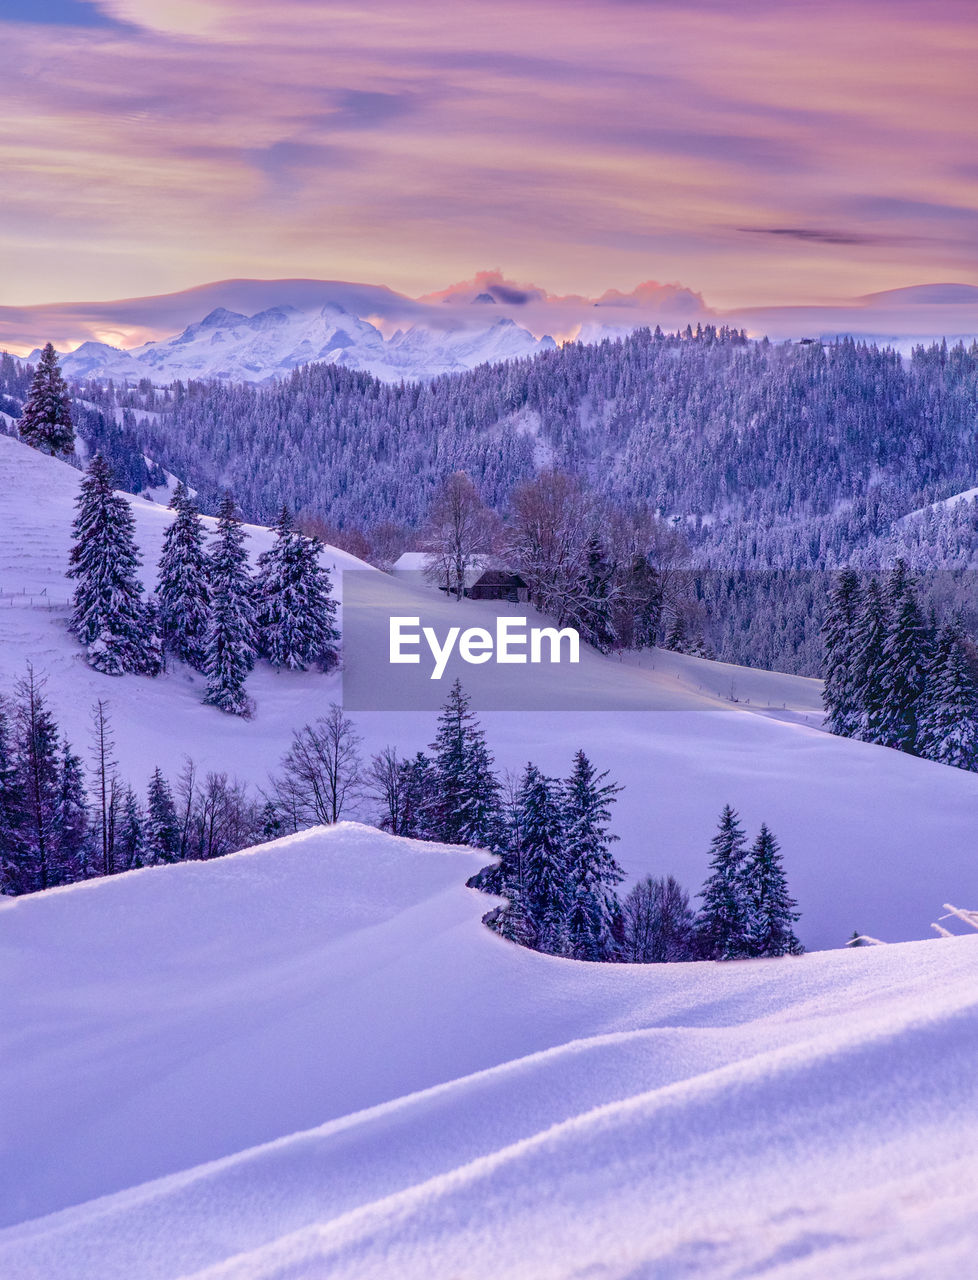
[4,271,978,386]
[30,304,557,385]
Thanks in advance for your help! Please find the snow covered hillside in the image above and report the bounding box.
[28,303,555,386]
[1,431,977,948]
[0,822,975,1279]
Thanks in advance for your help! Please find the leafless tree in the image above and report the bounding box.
[175,759,261,860]
[366,745,406,833]
[621,875,696,962]
[421,472,500,598]
[89,697,118,876]
[506,469,596,624]
[274,704,364,828]
[176,756,198,860]
[295,512,372,562]
[369,521,413,573]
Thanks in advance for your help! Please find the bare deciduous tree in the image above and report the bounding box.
[421,472,500,599]
[274,704,364,828]
[621,874,696,962]
[506,470,596,624]
[369,522,413,573]
[175,759,261,860]
[366,745,406,833]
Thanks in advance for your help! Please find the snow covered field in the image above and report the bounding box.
[0,823,975,1279]
[2,433,978,1277]
[1,432,977,949]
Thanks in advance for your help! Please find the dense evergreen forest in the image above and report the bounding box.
[5,328,978,673]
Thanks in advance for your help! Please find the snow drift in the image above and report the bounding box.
[0,822,975,1279]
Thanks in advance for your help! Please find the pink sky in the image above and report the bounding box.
[1,0,977,307]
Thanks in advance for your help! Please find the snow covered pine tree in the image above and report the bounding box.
[156,483,211,669]
[562,750,624,959]
[256,506,339,671]
[513,761,568,955]
[878,562,929,754]
[821,567,863,737]
[696,804,752,959]
[145,768,182,863]
[203,494,256,716]
[68,454,160,675]
[744,823,802,957]
[18,342,74,457]
[917,618,978,770]
[429,680,501,848]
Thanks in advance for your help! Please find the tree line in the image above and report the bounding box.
[822,560,978,768]
[285,679,802,963]
[67,457,339,716]
[0,674,272,895]
[2,674,803,963]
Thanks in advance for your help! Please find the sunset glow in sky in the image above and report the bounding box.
[1,0,977,307]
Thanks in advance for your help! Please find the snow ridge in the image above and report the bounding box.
[0,822,975,1280]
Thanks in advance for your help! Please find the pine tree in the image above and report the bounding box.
[878,565,928,753]
[0,696,24,895]
[489,771,532,938]
[141,596,165,677]
[562,750,624,960]
[744,824,802,957]
[18,342,74,456]
[621,554,662,650]
[853,578,888,744]
[157,486,210,668]
[917,619,978,770]
[428,680,501,848]
[259,799,283,844]
[145,768,181,863]
[399,751,438,839]
[11,668,62,893]
[116,788,145,870]
[89,699,117,877]
[514,762,568,955]
[665,611,688,653]
[821,567,862,737]
[696,804,751,960]
[53,742,91,883]
[68,454,154,675]
[203,494,256,716]
[569,537,617,651]
[256,506,339,671]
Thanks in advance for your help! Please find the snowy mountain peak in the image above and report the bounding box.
[43,301,553,386]
[197,306,249,329]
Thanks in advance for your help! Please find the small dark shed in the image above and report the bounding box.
[465,569,529,603]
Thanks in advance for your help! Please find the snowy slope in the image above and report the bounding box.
[1,431,977,949]
[0,823,975,1279]
[29,304,555,386]
[897,484,978,525]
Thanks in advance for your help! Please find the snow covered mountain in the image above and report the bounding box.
[30,303,556,385]
[1,820,975,1279]
[5,272,978,373]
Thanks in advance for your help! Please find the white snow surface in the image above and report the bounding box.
[1,431,977,953]
[897,484,978,525]
[0,821,976,1279]
[28,303,555,386]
